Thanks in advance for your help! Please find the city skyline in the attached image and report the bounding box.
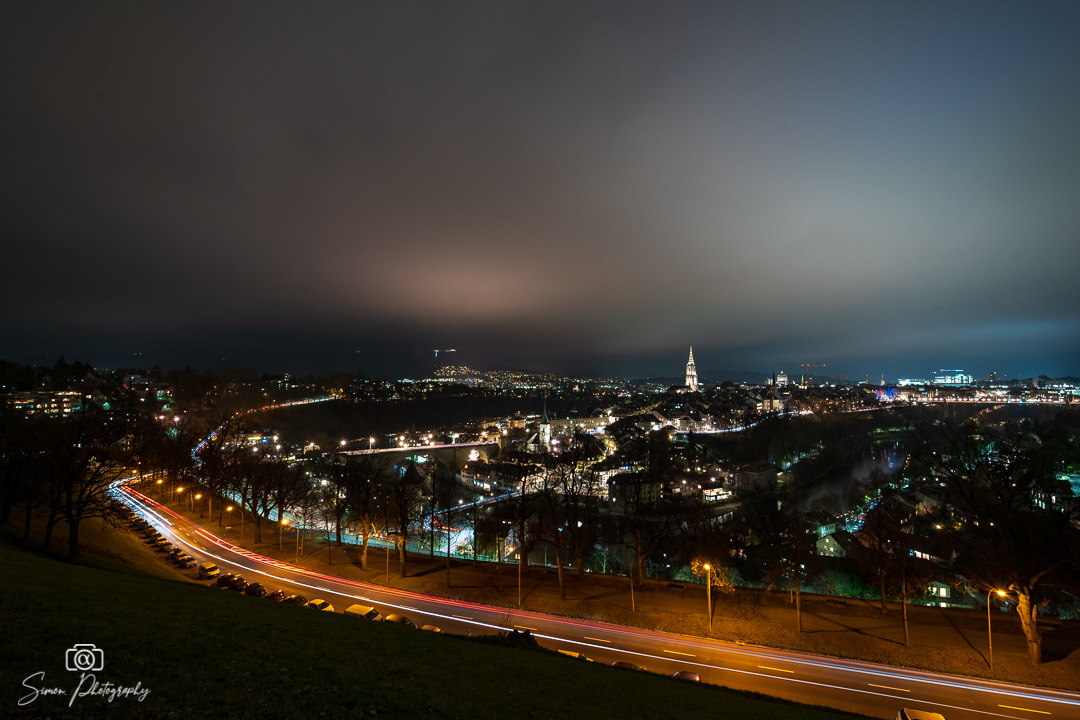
[2,2,1078,381]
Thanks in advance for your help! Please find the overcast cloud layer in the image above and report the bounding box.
[2,2,1078,379]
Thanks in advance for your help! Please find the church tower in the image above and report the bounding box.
[685,347,699,392]
[539,389,551,448]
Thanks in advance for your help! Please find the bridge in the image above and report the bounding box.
[341,442,501,471]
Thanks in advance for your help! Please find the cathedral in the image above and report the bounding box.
[685,346,699,392]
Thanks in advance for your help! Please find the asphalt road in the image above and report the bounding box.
[117,483,1080,720]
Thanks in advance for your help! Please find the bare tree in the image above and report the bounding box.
[385,461,424,577]
[44,407,136,559]
[916,420,1080,665]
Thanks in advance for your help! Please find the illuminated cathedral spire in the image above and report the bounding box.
[685,346,699,392]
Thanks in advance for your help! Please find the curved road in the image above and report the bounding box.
[116,482,1079,720]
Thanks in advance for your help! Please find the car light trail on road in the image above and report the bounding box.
[868,683,910,692]
[664,650,695,657]
[758,665,794,673]
[583,637,610,643]
[998,706,1050,715]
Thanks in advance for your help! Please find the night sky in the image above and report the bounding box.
[3,2,1079,380]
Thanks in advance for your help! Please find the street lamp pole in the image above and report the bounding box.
[704,563,713,632]
[988,589,1006,672]
[295,519,301,564]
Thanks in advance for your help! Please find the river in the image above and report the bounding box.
[797,439,907,511]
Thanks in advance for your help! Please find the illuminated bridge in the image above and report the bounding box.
[341,442,500,471]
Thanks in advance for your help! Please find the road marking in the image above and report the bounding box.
[514,625,537,631]
[998,705,1050,715]
[868,683,909,692]
[758,665,794,673]
[452,615,473,620]
[583,637,610,643]
[401,606,418,610]
[664,650,695,657]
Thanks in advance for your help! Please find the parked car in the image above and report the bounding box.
[305,598,334,612]
[344,604,383,621]
[265,589,288,602]
[198,562,220,579]
[420,625,442,633]
[612,661,646,671]
[283,594,308,606]
[383,614,415,628]
[214,573,236,589]
[174,553,196,568]
[672,670,700,682]
[557,650,594,661]
[897,710,948,720]
[244,583,268,597]
[227,576,249,592]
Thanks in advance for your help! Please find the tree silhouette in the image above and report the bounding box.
[916,420,1080,665]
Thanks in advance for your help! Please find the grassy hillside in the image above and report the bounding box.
[1,539,873,720]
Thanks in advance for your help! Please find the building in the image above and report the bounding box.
[735,461,782,491]
[6,390,84,416]
[685,347,699,392]
[607,473,662,509]
[538,392,551,448]
[817,530,860,558]
[931,369,973,385]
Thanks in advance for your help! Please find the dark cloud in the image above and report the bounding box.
[2,1,1078,378]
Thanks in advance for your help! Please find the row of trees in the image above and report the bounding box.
[1,396,145,558]
[468,419,1080,667]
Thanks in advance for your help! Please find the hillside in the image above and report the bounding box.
[1,539,871,719]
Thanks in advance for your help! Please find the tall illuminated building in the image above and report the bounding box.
[685,347,699,392]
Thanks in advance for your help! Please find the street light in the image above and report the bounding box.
[989,589,1006,672]
[507,545,522,607]
[195,493,202,516]
[704,563,713,632]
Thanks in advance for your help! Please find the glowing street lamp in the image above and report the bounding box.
[704,563,713,632]
[989,589,1007,672]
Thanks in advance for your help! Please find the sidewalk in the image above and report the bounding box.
[164,495,1080,691]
